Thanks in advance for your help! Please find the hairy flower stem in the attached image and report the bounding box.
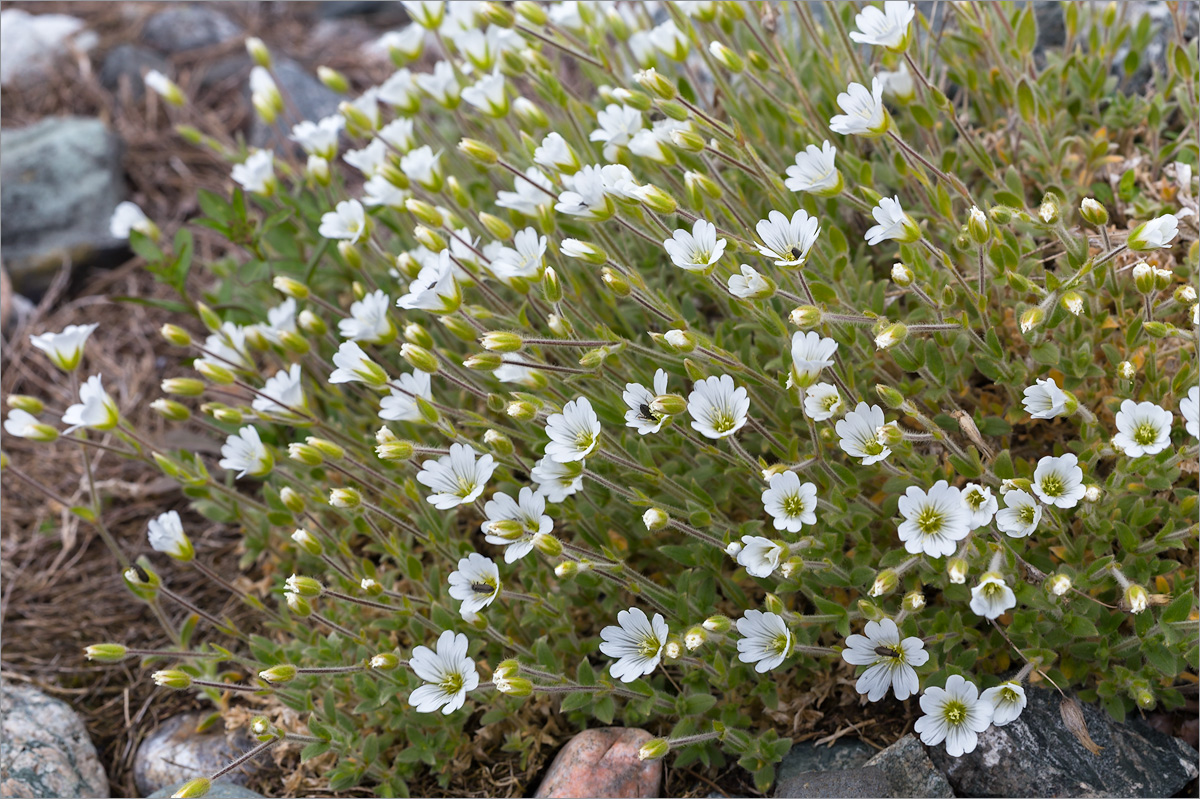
[68,376,132,571]
[667,520,725,550]
[191,559,282,622]
[191,678,267,694]
[159,585,241,637]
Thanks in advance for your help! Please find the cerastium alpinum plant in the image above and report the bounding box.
[4,1,1198,795]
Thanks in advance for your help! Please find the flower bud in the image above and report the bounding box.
[250,716,276,742]
[458,137,499,165]
[147,73,186,106]
[294,310,325,337]
[288,443,324,466]
[291,528,323,556]
[1117,360,1136,380]
[483,429,514,455]
[464,352,504,371]
[366,652,399,671]
[1143,321,1172,338]
[495,675,533,696]
[554,561,578,578]
[400,343,439,374]
[875,422,903,447]
[663,639,683,659]
[547,313,572,338]
[1060,291,1084,316]
[1080,198,1108,227]
[405,198,444,227]
[269,275,309,301]
[903,589,926,611]
[317,66,349,93]
[172,777,212,799]
[663,329,697,353]
[601,267,631,296]
[702,614,731,633]
[258,664,298,684]
[1038,193,1061,224]
[869,569,898,597]
[477,212,514,241]
[285,574,323,597]
[670,128,706,153]
[967,206,990,244]
[648,393,686,417]
[85,643,128,662]
[1083,485,1101,503]
[159,323,192,347]
[481,332,523,353]
[638,738,670,761]
[412,225,446,252]
[1047,573,1072,596]
[1153,266,1173,292]
[285,591,312,617]
[329,487,362,508]
[512,97,548,128]
[1132,262,1155,294]
[723,540,742,557]
[533,534,563,557]
[947,557,968,584]
[890,262,914,287]
[873,322,907,350]
[152,669,193,690]
[1123,583,1149,614]
[514,0,547,24]
[642,508,670,531]
[684,626,707,650]
[708,41,744,72]
[560,239,607,264]
[1019,306,1044,334]
[194,360,236,385]
[506,400,537,421]
[634,67,676,99]
[789,305,823,328]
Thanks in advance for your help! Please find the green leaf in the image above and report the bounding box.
[1161,592,1193,624]
[1015,7,1037,55]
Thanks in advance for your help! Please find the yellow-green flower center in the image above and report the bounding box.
[637,636,662,657]
[1018,505,1037,524]
[710,412,735,433]
[1039,474,1063,497]
[1133,422,1158,446]
[943,699,967,725]
[916,507,944,536]
[440,672,464,695]
[783,494,806,516]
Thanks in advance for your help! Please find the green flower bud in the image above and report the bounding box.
[708,41,744,72]
[496,676,533,696]
[464,352,504,371]
[967,206,990,244]
[903,589,926,611]
[601,267,631,296]
[1143,321,1172,338]
[947,557,968,584]
[276,330,310,355]
[483,429,514,455]
[1153,266,1173,292]
[788,305,823,328]
[512,97,549,128]
[285,574,323,597]
[481,331,523,352]
[291,528,323,556]
[763,593,785,615]
[478,212,514,241]
[488,519,526,541]
[890,263,914,287]
[649,393,687,417]
[507,400,537,421]
[329,487,362,508]
[638,738,670,761]
[642,508,670,531]
[554,561,578,578]
[152,669,193,690]
[370,652,400,670]
[195,360,235,385]
[285,591,312,617]
[85,643,128,662]
[541,267,563,304]
[856,598,886,621]
[534,534,563,557]
[873,322,907,350]
[1038,193,1061,224]
[439,314,477,342]
[160,324,192,347]
[670,128,706,153]
[870,569,899,597]
[172,777,212,799]
[304,437,343,460]
[405,198,444,227]
[288,443,324,466]
[875,384,906,409]
[547,313,573,338]
[196,303,222,333]
[297,310,327,337]
[514,0,547,25]
[401,343,439,374]
[412,225,446,252]
[318,66,349,93]
[458,137,499,165]
[124,561,161,599]
[1019,307,1044,334]
[376,440,415,461]
[989,205,1014,225]
[1080,198,1108,227]
[702,614,731,633]
[1123,583,1149,614]
[634,67,676,99]
[638,185,678,214]
[1046,573,1072,596]
[1060,291,1085,316]
[258,664,298,684]
[250,716,276,742]
[279,486,304,514]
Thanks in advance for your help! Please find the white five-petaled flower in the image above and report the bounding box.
[362,174,410,208]
[836,402,892,465]
[338,289,394,344]
[344,138,389,178]
[231,149,275,195]
[897,480,971,557]
[530,456,584,502]
[981,681,1027,727]
[329,341,385,386]
[461,70,508,116]
[784,140,842,196]
[841,618,928,701]
[969,572,1017,619]
[482,487,553,563]
[879,62,915,103]
[1127,213,1179,251]
[623,369,670,435]
[648,19,689,60]
[736,535,785,578]
[490,228,548,280]
[379,370,433,423]
[534,132,580,173]
[252,364,306,417]
[1022,377,1071,419]
[319,199,368,243]
[914,675,993,756]
[663,218,727,274]
[755,209,821,267]
[803,382,844,421]
[599,607,669,683]
[415,61,461,108]
[865,196,920,244]
[147,510,194,561]
[109,201,156,239]
[197,322,252,372]
[790,331,839,387]
[62,374,119,432]
[736,610,793,673]
[415,443,496,509]
[849,1,916,51]
[1031,453,1086,508]
[447,552,501,616]
[408,630,478,715]
[290,115,344,159]
[590,104,644,161]
[3,409,54,441]
[555,164,613,220]
[960,483,998,529]
[219,425,273,478]
[397,250,459,312]
[688,374,750,440]
[829,77,888,137]
[400,145,443,189]
[259,298,297,345]
[995,489,1042,538]
[1112,399,1173,457]
[1181,386,1199,439]
[761,472,818,533]
[728,264,774,299]
[30,323,99,372]
[544,397,601,463]
[496,167,556,216]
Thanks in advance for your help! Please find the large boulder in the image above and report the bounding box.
[134,713,261,797]
[0,680,109,798]
[533,727,662,798]
[0,117,128,298]
[141,6,241,53]
[0,9,96,88]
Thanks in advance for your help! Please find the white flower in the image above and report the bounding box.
[663,218,727,274]
[252,364,306,417]
[755,209,821,267]
[29,323,98,372]
[1022,378,1070,419]
[1181,386,1199,438]
[290,115,343,159]
[399,145,442,189]
[344,138,389,178]
[736,610,792,673]
[762,472,818,533]
[402,0,445,29]
[1127,213,1179,251]
[1112,399,1173,457]
[62,374,119,432]
[555,165,612,220]
[849,1,916,51]
[960,484,997,529]
[378,67,421,112]
[544,397,601,463]
[362,174,410,208]
[447,552,501,616]
[147,510,193,560]
[3,409,53,440]
[415,60,461,108]
[897,480,970,557]
[603,164,643,199]
[802,382,843,421]
[623,369,670,435]
[1031,453,1085,508]
[496,167,555,216]
[534,132,579,173]
[879,62,915,102]
[416,443,496,509]
[530,456,584,502]
[728,264,774,299]
[319,199,368,243]
[590,104,644,161]
[790,331,838,387]
[969,572,1017,619]
[841,618,928,701]
[836,402,892,464]
[219,426,273,478]
[629,118,686,163]
[409,630,478,715]
[378,370,433,422]
[397,250,459,312]
[981,682,1027,727]
[829,77,888,137]
[109,202,154,239]
[688,374,750,440]
[736,535,784,578]
[259,298,297,345]
[143,70,177,101]
[231,150,275,195]
[490,228,548,280]
[338,289,394,343]
[461,70,508,116]
[648,19,688,60]
[599,607,668,683]
[914,675,993,756]
[482,487,553,563]
[492,362,543,387]
[197,322,252,372]
[784,141,842,196]
[865,196,919,245]
[995,489,1042,538]
[329,341,385,385]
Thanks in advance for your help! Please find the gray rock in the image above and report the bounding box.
[0,9,97,87]
[148,781,265,799]
[316,1,393,18]
[99,44,171,99]
[776,739,874,787]
[0,680,109,798]
[134,713,261,797]
[927,687,1200,797]
[775,766,889,798]
[0,117,127,298]
[1034,1,1066,51]
[249,59,342,148]
[866,734,954,798]
[141,6,241,53]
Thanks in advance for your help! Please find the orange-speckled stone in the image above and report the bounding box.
[534,728,661,798]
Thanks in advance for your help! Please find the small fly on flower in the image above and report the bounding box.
[469,582,494,595]
[874,644,903,659]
